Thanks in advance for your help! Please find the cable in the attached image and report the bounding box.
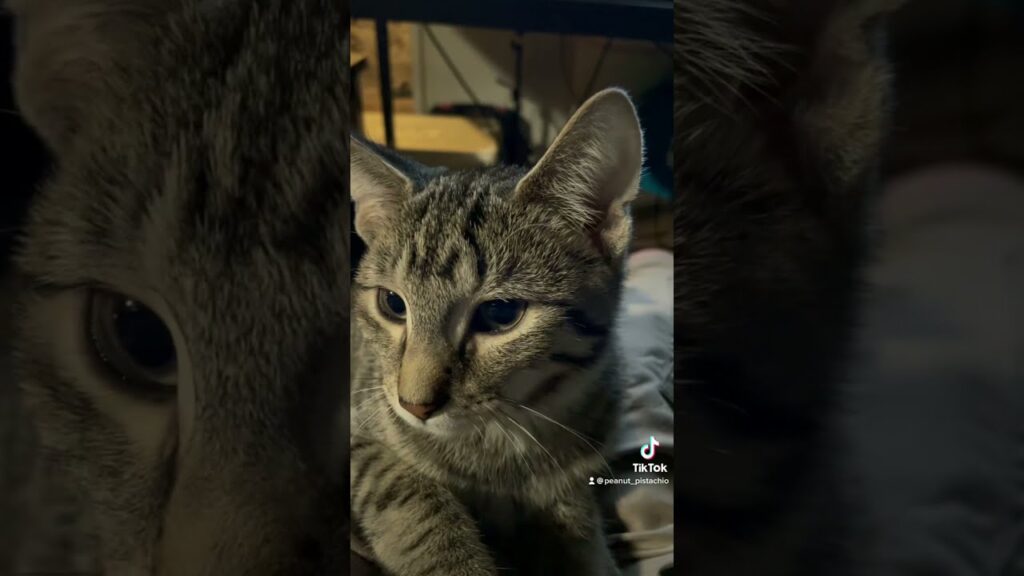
[581,37,614,106]
[423,25,481,107]
[561,35,578,103]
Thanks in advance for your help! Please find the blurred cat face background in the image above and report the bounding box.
[7,1,348,573]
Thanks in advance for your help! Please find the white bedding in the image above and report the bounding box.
[847,165,1024,575]
[604,248,675,575]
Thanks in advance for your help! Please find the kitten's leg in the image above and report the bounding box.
[351,438,497,576]
[544,496,621,576]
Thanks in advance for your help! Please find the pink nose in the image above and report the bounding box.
[398,398,444,420]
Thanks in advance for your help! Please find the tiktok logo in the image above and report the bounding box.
[640,436,660,460]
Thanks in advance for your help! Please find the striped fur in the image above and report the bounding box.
[675,1,901,574]
[7,1,348,574]
[350,90,643,575]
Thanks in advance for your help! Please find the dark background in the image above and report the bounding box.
[1,13,49,277]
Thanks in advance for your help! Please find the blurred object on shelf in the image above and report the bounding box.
[351,51,368,134]
[351,20,416,114]
[360,111,499,168]
[429,103,529,165]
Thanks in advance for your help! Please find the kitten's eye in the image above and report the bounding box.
[377,289,408,322]
[472,299,527,333]
[88,290,177,388]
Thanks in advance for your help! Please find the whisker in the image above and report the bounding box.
[502,413,560,471]
[351,390,385,410]
[514,402,604,447]
[487,405,520,452]
[499,414,537,478]
[470,414,486,441]
[351,398,383,415]
[354,403,387,434]
[499,398,614,477]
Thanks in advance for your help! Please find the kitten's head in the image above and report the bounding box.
[10,1,347,574]
[352,90,642,455]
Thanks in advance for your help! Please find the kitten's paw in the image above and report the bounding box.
[374,538,497,576]
[551,499,595,539]
[579,547,622,576]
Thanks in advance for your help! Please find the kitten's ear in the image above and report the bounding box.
[350,138,413,243]
[514,88,644,259]
[8,0,182,155]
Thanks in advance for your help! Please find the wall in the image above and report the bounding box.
[411,25,671,149]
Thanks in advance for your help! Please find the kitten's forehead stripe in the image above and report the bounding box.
[437,249,460,282]
[462,188,488,283]
[397,179,494,286]
[406,235,419,272]
[159,3,347,266]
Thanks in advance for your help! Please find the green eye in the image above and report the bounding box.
[471,299,527,333]
[377,289,408,322]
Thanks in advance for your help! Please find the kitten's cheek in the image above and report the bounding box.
[18,288,179,462]
[502,366,560,405]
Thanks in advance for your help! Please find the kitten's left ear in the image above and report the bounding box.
[514,88,644,259]
[350,138,413,244]
[7,0,184,156]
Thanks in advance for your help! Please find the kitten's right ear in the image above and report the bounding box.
[7,0,181,155]
[514,89,643,260]
[350,139,413,244]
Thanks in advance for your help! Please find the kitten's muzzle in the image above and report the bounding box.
[397,343,453,420]
[398,393,448,420]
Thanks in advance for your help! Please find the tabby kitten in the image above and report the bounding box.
[6,1,348,574]
[675,0,901,574]
[349,89,643,576]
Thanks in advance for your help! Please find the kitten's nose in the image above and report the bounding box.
[399,396,446,421]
